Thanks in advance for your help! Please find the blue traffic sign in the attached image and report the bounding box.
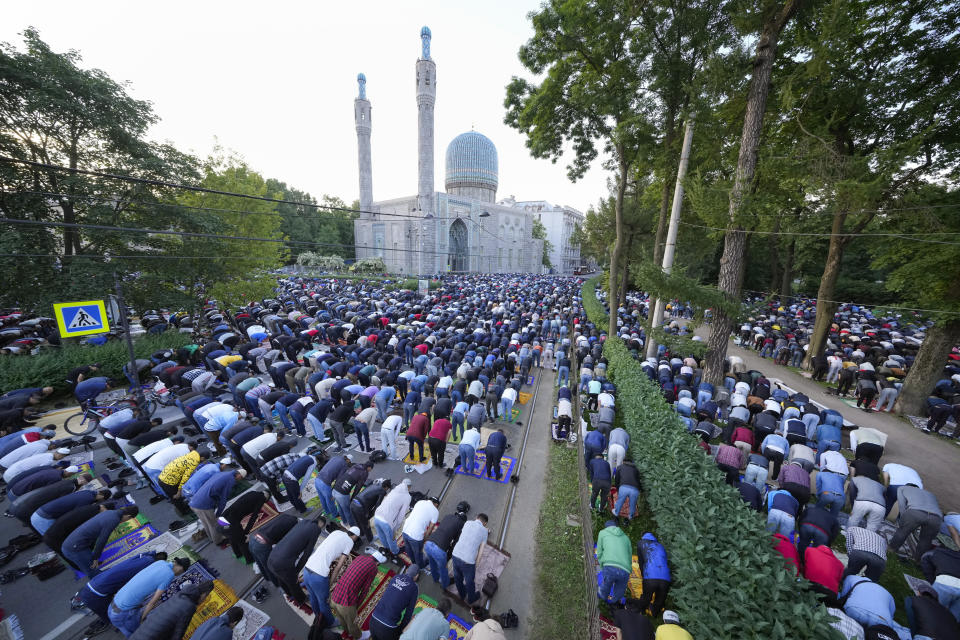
[53,300,110,338]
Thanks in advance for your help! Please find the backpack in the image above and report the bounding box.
[369,450,387,463]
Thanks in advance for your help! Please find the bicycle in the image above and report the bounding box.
[63,393,157,436]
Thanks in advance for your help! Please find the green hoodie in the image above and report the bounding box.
[596,525,632,573]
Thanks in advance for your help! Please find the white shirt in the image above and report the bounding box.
[558,399,572,418]
[883,463,923,488]
[598,393,615,409]
[375,485,411,530]
[763,399,781,414]
[133,438,173,464]
[304,530,354,577]
[468,381,484,397]
[243,433,278,458]
[380,415,402,437]
[460,429,482,450]
[452,519,488,564]
[501,388,517,402]
[357,407,378,426]
[196,402,229,420]
[0,439,49,468]
[315,378,337,400]
[144,443,189,471]
[730,394,748,408]
[437,376,453,390]
[401,500,439,541]
[818,450,849,476]
[3,452,54,483]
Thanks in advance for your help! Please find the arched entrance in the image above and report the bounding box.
[448,218,468,272]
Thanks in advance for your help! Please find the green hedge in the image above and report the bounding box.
[583,279,840,639]
[0,332,193,395]
[581,276,609,329]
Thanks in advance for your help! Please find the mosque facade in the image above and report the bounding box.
[352,27,583,275]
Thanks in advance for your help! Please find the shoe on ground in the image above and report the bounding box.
[922,427,931,433]
[85,619,109,636]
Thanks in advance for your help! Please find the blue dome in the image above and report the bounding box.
[445,131,499,194]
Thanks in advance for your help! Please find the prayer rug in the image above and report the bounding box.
[108,514,150,543]
[599,615,619,640]
[627,555,644,599]
[454,452,515,484]
[233,599,271,640]
[240,500,281,532]
[443,543,511,605]
[97,524,159,566]
[551,422,570,443]
[100,532,181,570]
[908,414,957,436]
[276,469,321,513]
[182,579,239,639]
[526,375,535,386]
[447,612,472,639]
[606,487,634,519]
[350,565,395,634]
[161,561,219,601]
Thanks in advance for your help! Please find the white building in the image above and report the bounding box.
[504,199,584,274]
[351,26,589,276]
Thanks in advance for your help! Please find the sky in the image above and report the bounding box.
[3,1,609,214]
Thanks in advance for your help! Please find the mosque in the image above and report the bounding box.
[352,26,584,275]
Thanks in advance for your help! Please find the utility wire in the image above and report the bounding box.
[0,217,521,261]
[679,221,960,244]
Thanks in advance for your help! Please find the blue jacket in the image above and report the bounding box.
[317,456,348,485]
[37,490,97,519]
[285,455,315,480]
[637,533,671,582]
[372,573,419,629]
[588,457,611,481]
[584,430,606,451]
[85,553,156,597]
[180,463,217,499]
[188,470,236,515]
[191,614,234,640]
[486,431,507,451]
[64,509,123,559]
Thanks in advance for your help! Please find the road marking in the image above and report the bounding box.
[38,612,85,640]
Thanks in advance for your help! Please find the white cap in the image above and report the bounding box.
[56,447,71,455]
[235,469,247,479]
[348,526,361,537]
[662,611,680,624]
[220,457,233,465]
[401,479,412,487]
[64,465,80,474]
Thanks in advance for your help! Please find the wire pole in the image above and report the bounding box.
[113,271,145,414]
[647,116,695,358]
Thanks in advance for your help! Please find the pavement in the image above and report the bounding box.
[0,371,556,639]
[701,329,960,513]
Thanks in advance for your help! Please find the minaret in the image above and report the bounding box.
[416,26,437,272]
[355,73,373,217]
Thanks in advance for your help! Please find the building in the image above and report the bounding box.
[354,27,588,275]
[504,198,584,274]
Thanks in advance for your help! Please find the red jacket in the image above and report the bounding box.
[803,545,843,593]
[772,533,800,576]
[732,427,754,447]
[408,414,429,440]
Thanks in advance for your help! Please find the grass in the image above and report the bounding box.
[530,442,590,640]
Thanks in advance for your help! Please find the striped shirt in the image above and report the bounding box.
[260,453,301,480]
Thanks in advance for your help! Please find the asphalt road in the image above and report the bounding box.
[0,370,556,640]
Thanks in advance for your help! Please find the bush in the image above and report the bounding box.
[0,332,193,396]
[582,276,609,329]
[583,278,841,638]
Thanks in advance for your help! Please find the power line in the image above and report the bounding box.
[741,288,960,316]
[0,253,281,261]
[679,222,960,244]
[0,217,515,261]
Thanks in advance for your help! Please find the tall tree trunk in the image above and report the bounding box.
[780,237,795,298]
[618,231,632,309]
[802,210,849,369]
[897,319,960,416]
[653,108,677,266]
[608,151,628,338]
[768,217,782,292]
[703,0,803,385]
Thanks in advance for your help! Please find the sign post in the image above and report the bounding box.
[114,272,145,414]
[418,279,429,297]
[53,300,110,338]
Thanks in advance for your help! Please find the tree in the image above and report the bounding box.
[531,217,553,268]
[350,256,386,274]
[268,180,355,263]
[702,0,807,385]
[792,0,960,369]
[0,28,201,310]
[868,186,960,415]
[506,0,656,337]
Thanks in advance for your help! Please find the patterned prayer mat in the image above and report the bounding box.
[161,561,220,602]
[350,565,395,635]
[181,579,238,639]
[447,612,473,639]
[454,452,516,484]
[108,514,151,543]
[442,543,511,605]
[98,524,159,566]
[599,615,618,640]
[232,599,271,640]
[606,486,634,519]
[241,500,281,532]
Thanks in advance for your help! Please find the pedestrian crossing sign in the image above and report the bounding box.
[53,300,110,338]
